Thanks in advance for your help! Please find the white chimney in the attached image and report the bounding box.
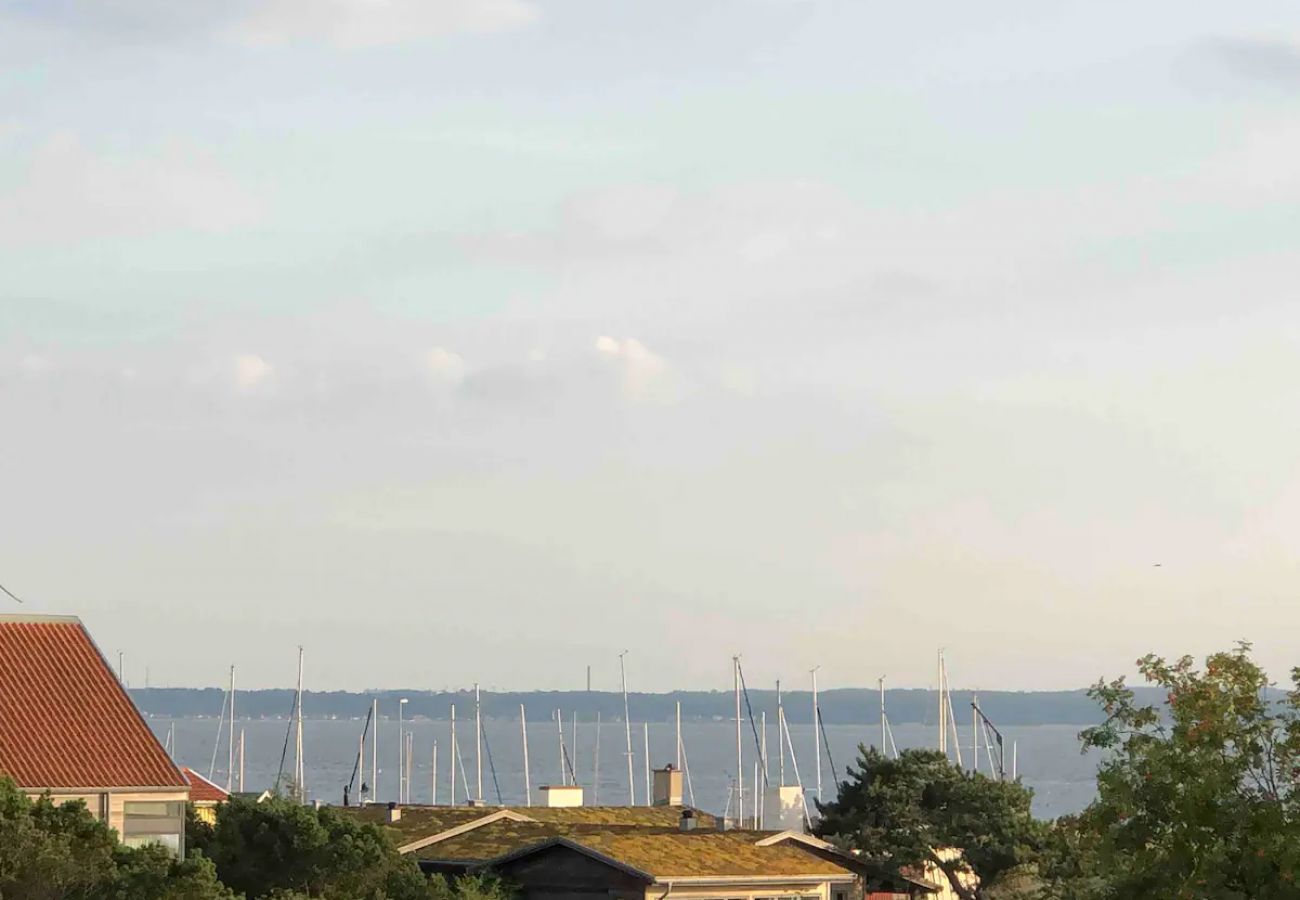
[386,802,402,823]
[538,785,584,808]
[653,765,683,806]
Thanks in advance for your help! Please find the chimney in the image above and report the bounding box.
[538,785,584,808]
[386,802,402,823]
[679,809,697,832]
[652,764,683,807]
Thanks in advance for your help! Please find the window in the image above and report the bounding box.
[122,801,185,856]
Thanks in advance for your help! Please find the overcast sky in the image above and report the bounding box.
[3,1,1300,692]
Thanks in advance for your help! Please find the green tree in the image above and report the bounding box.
[0,778,118,900]
[1074,643,1300,900]
[814,746,1041,900]
[95,843,237,900]
[201,795,433,899]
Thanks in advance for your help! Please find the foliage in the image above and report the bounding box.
[1070,643,1300,900]
[0,778,232,900]
[0,778,118,899]
[199,795,438,899]
[814,746,1041,900]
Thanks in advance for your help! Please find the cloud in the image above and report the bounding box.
[424,347,466,386]
[233,354,274,390]
[0,0,538,48]
[230,0,539,49]
[1202,36,1300,86]
[0,133,262,244]
[594,336,674,402]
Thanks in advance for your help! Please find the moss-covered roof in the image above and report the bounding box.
[416,818,855,880]
[566,830,858,879]
[504,805,716,828]
[336,806,506,844]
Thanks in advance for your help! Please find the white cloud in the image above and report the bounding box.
[231,0,538,49]
[594,336,673,402]
[0,133,262,244]
[233,354,274,390]
[424,347,466,386]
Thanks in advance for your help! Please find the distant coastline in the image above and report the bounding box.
[128,686,1164,725]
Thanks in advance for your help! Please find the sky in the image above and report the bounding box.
[3,1,1300,692]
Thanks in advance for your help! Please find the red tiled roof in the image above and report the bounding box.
[0,615,187,790]
[182,767,230,803]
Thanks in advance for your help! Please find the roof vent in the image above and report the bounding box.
[679,809,697,832]
[387,801,401,823]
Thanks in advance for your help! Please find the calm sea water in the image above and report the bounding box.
[152,718,1100,820]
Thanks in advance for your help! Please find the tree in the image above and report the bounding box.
[199,795,435,899]
[95,843,238,900]
[814,747,1041,900]
[1074,643,1300,899]
[0,778,118,900]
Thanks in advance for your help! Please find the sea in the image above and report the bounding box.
[151,717,1101,820]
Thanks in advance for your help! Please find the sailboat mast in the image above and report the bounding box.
[675,701,682,770]
[643,722,650,807]
[811,665,821,803]
[973,693,980,773]
[294,646,305,798]
[734,656,743,825]
[520,704,531,806]
[239,728,245,792]
[475,683,483,802]
[879,676,887,754]
[619,651,634,805]
[776,680,785,787]
[450,704,457,805]
[227,665,236,791]
[370,698,378,804]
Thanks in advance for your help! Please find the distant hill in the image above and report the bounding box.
[128,685,1166,725]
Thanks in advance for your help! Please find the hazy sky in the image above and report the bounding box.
[3,1,1300,692]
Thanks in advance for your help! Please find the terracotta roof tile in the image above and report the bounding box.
[182,767,230,803]
[0,615,187,790]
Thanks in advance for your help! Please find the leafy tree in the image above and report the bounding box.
[95,843,237,900]
[1074,643,1300,900]
[201,795,434,899]
[814,746,1041,900]
[0,778,119,899]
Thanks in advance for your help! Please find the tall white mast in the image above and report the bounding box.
[777,679,785,787]
[238,728,245,792]
[734,656,743,825]
[556,709,566,784]
[972,692,980,773]
[811,665,821,804]
[643,722,650,806]
[572,711,579,787]
[619,651,634,805]
[520,704,531,806]
[432,741,438,804]
[397,698,407,803]
[357,733,364,804]
[371,698,378,804]
[294,646,305,798]
[941,650,951,754]
[450,704,457,805]
[227,665,236,791]
[592,711,601,804]
[475,683,483,802]
[880,676,887,755]
[675,701,682,770]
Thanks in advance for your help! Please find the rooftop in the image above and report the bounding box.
[0,615,186,790]
[181,767,231,803]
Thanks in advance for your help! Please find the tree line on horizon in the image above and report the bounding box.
[128,684,1172,726]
